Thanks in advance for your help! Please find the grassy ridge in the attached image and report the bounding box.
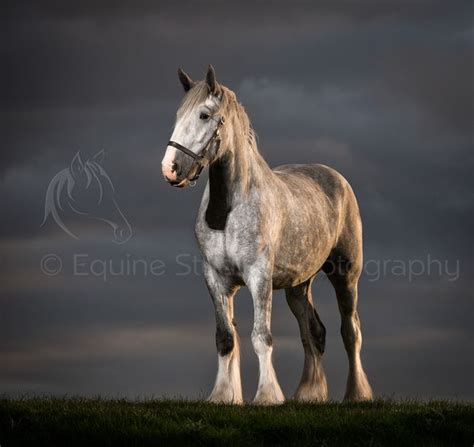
[0,398,472,446]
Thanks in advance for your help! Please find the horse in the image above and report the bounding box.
[43,150,132,244]
[161,65,373,405]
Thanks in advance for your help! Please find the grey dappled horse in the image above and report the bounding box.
[162,66,373,404]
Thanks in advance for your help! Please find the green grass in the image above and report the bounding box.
[0,398,472,446]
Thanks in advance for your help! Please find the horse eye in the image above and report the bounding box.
[199,112,210,120]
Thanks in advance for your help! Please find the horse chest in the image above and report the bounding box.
[196,221,257,277]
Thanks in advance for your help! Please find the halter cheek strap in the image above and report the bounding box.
[167,116,225,182]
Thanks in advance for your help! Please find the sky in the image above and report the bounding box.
[1,1,473,401]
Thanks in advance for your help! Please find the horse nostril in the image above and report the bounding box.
[171,162,178,173]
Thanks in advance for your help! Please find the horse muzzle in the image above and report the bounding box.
[162,155,204,188]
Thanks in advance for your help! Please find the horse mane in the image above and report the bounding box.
[178,80,271,194]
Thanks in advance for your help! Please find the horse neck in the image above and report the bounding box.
[211,121,274,195]
[206,150,256,230]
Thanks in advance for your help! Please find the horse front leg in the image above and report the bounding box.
[204,263,243,404]
[245,257,285,405]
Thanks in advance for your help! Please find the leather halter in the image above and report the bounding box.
[167,115,225,182]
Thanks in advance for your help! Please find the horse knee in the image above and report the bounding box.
[251,329,272,356]
[216,325,235,356]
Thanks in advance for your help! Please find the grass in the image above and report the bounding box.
[0,398,472,446]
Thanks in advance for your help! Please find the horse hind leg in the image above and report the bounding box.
[285,277,328,402]
[324,255,373,401]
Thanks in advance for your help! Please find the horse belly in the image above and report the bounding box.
[272,228,334,289]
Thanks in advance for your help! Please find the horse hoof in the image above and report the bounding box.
[252,388,285,406]
[207,393,243,405]
[293,391,328,403]
[251,397,285,406]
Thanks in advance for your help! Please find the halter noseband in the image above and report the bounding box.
[167,115,225,183]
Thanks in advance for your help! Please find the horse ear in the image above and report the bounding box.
[206,64,218,95]
[70,152,84,178]
[178,68,195,92]
[92,149,105,165]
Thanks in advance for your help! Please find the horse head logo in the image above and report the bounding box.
[42,150,132,244]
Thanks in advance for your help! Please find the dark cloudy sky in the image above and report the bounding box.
[1,1,473,401]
